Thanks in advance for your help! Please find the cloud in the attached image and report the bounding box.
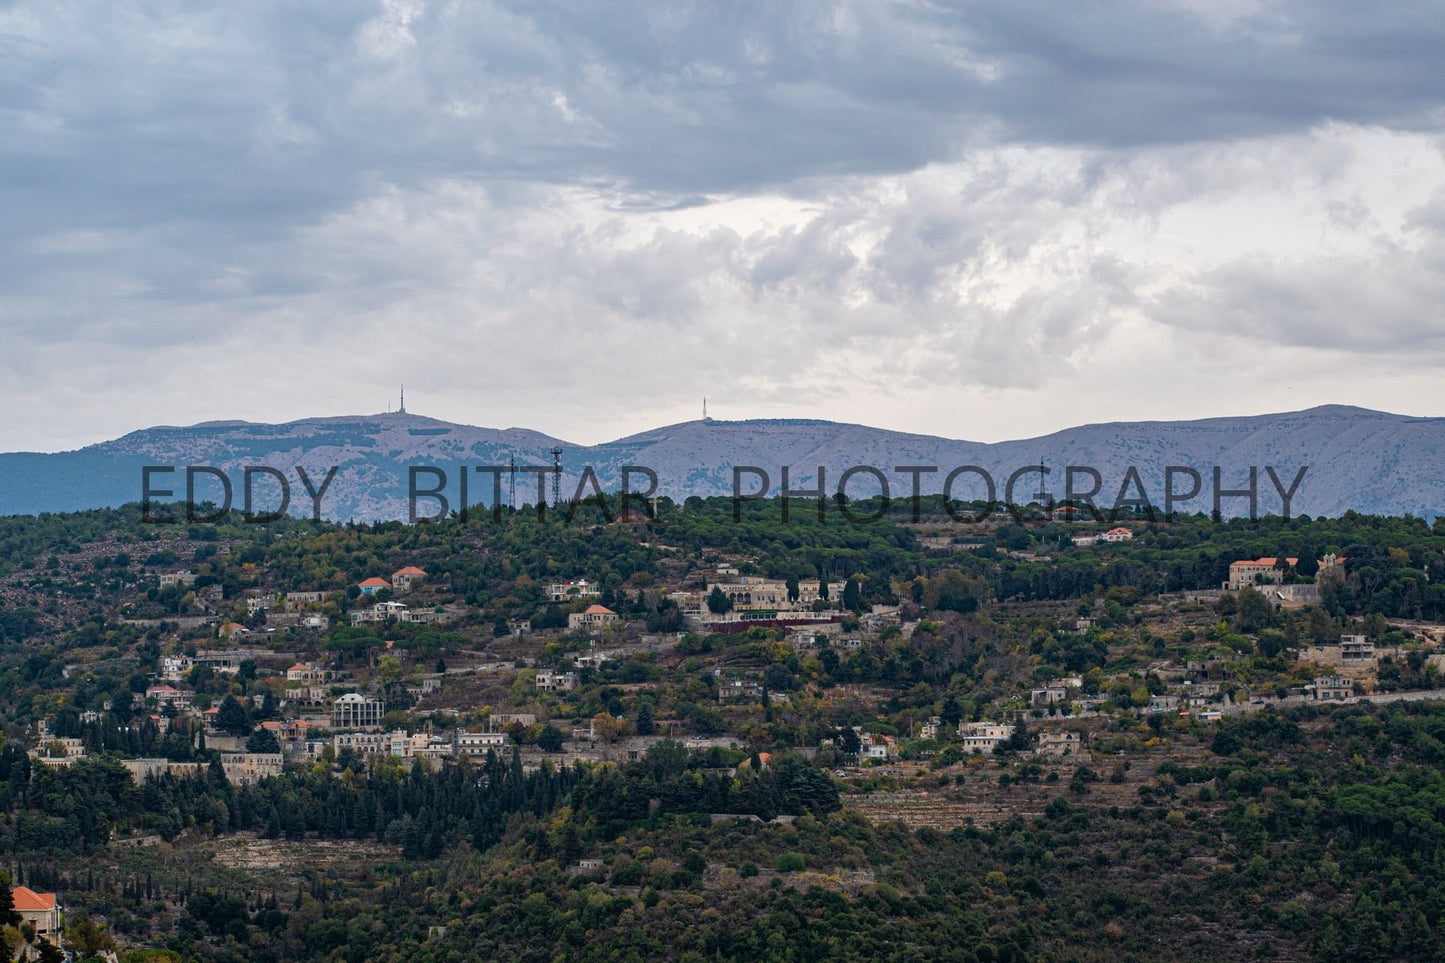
[2,2,1445,450]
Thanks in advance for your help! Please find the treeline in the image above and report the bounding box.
[0,748,584,858]
[0,742,840,859]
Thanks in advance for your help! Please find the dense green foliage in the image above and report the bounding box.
[3,502,1445,960]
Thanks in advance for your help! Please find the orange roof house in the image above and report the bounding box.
[1227,557,1300,589]
[358,577,390,596]
[391,566,427,591]
[12,887,54,911]
[567,604,619,631]
[12,885,60,940]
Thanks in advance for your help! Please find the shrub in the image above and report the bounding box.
[775,852,806,872]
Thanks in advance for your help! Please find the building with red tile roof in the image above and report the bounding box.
[391,566,427,592]
[568,604,619,631]
[358,577,391,596]
[11,885,60,943]
[1228,557,1299,590]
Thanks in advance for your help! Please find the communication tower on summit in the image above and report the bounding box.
[550,447,564,507]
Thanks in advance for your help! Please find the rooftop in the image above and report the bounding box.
[12,886,55,911]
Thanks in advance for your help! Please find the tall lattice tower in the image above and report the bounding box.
[549,447,564,508]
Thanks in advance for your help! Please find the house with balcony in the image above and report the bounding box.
[536,670,577,693]
[286,662,332,683]
[331,693,386,730]
[718,679,764,703]
[1037,730,1084,757]
[392,566,427,592]
[351,600,410,625]
[146,683,193,709]
[568,604,618,631]
[1312,676,1355,700]
[547,579,601,602]
[959,721,1015,753]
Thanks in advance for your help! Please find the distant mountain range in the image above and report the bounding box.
[0,405,1440,522]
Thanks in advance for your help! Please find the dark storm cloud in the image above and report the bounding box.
[4,1,1443,220]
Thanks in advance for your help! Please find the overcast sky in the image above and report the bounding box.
[3,0,1444,451]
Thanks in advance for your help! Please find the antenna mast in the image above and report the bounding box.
[399,385,406,414]
[550,447,564,508]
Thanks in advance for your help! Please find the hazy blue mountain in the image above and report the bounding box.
[0,405,1439,521]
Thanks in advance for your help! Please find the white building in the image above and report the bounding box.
[959,721,1015,753]
[547,579,601,602]
[456,731,510,757]
[161,655,195,681]
[351,600,410,624]
[858,730,895,760]
[568,604,619,631]
[332,693,386,729]
[536,670,577,693]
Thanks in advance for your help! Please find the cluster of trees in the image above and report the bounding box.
[992,514,1445,620]
[3,681,1445,960]
[573,743,839,832]
[0,738,842,858]
[0,747,586,857]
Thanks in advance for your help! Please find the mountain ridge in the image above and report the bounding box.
[1,405,1440,521]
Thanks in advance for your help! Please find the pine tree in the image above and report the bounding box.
[635,703,656,736]
[0,870,20,927]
